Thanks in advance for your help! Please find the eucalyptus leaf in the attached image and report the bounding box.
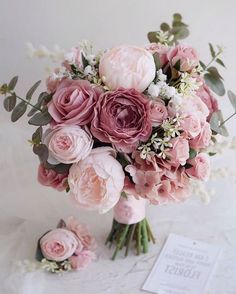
[8,76,18,91]
[204,73,225,96]
[153,53,161,70]
[207,67,223,80]
[199,61,206,70]
[57,219,66,229]
[209,43,216,58]
[210,110,229,136]
[216,58,226,68]
[32,126,43,144]
[147,31,158,43]
[26,80,41,101]
[173,59,181,71]
[33,144,49,163]
[171,25,189,40]
[81,53,89,68]
[160,22,170,32]
[173,13,182,22]
[228,90,236,111]
[3,94,16,112]
[189,149,197,160]
[11,101,27,122]
[44,162,72,174]
[28,110,52,126]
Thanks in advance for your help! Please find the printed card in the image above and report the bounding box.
[142,234,222,294]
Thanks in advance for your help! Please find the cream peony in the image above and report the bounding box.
[68,147,125,213]
[99,45,156,92]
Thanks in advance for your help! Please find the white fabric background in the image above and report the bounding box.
[0,0,236,293]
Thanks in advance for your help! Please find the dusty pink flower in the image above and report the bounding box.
[66,216,96,250]
[64,47,83,69]
[149,99,168,126]
[68,147,125,213]
[91,88,152,153]
[99,45,156,92]
[195,78,219,120]
[186,153,210,181]
[69,250,96,270]
[44,126,93,164]
[190,122,212,150]
[40,228,79,262]
[180,114,201,138]
[167,137,190,167]
[145,43,169,67]
[113,194,146,225]
[48,79,102,126]
[168,44,199,72]
[37,164,68,191]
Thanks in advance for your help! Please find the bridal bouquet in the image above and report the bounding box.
[1,13,235,260]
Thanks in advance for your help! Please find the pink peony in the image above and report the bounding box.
[149,99,168,126]
[145,43,169,67]
[91,88,152,153]
[167,137,190,167]
[66,216,96,250]
[37,164,68,191]
[168,44,199,72]
[68,147,125,213]
[186,153,210,181]
[40,228,79,262]
[113,194,146,225]
[43,125,93,164]
[180,114,201,139]
[195,78,219,120]
[48,79,102,126]
[99,45,156,92]
[190,122,212,150]
[69,250,96,270]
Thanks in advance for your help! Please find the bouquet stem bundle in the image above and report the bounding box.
[106,218,155,260]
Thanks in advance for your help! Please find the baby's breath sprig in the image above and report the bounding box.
[40,258,72,274]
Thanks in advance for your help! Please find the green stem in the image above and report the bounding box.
[219,112,236,127]
[125,224,136,257]
[105,219,115,245]
[13,93,42,112]
[141,220,148,254]
[145,219,156,244]
[111,224,129,260]
[137,222,141,256]
[204,51,222,71]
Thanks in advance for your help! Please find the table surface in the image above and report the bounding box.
[0,125,236,294]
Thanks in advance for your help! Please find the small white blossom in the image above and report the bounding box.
[138,144,152,159]
[156,69,167,82]
[155,30,174,45]
[148,83,161,98]
[178,73,202,96]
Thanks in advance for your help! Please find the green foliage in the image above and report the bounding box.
[28,110,52,126]
[26,80,41,101]
[3,94,16,112]
[210,110,229,136]
[147,13,189,45]
[189,149,197,160]
[8,76,18,91]
[227,90,236,111]
[33,144,49,163]
[11,101,27,122]
[204,66,225,96]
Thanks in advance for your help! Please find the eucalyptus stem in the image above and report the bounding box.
[219,112,236,127]
[141,220,148,253]
[204,51,222,71]
[125,224,136,257]
[137,222,141,256]
[14,94,42,112]
[111,224,129,260]
[145,219,156,244]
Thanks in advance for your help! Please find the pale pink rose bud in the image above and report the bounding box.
[180,114,201,138]
[167,137,190,167]
[40,228,79,262]
[44,125,93,165]
[69,250,96,270]
[168,44,199,72]
[150,99,168,126]
[113,194,146,225]
[186,153,210,181]
[190,122,212,150]
[145,43,169,67]
[99,45,156,92]
[68,147,125,213]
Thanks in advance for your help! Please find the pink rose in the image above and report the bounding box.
[195,79,219,120]
[168,95,209,123]
[91,88,152,153]
[48,79,102,126]
[186,153,210,181]
[113,194,146,225]
[99,45,155,92]
[68,147,125,213]
[44,126,93,164]
[150,99,168,126]
[168,44,199,72]
[167,137,190,167]
[37,164,68,191]
[190,122,212,150]
[67,216,96,250]
[40,228,79,262]
[145,43,169,67]
[180,114,201,138]
[69,250,96,270]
